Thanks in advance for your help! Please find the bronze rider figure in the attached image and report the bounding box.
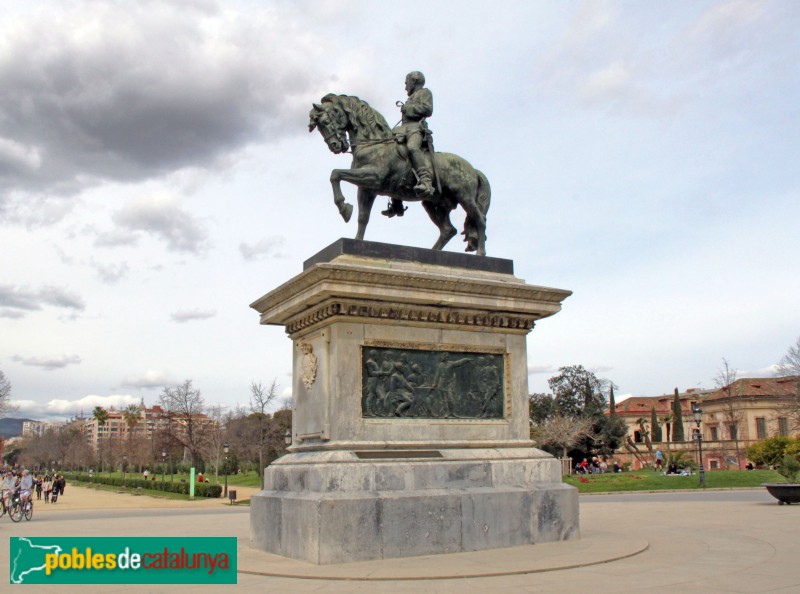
[382,71,435,217]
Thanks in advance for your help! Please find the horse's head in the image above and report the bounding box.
[308,100,349,154]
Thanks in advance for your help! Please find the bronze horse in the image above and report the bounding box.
[309,94,490,256]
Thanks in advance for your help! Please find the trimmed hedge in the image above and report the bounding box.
[63,473,222,498]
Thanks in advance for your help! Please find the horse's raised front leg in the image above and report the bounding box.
[330,167,381,224]
[422,201,457,251]
[355,188,378,241]
[330,169,353,222]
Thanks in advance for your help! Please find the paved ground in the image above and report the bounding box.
[1,486,798,593]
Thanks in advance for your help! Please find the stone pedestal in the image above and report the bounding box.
[250,239,578,564]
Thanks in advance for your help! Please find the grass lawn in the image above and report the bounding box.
[564,469,782,493]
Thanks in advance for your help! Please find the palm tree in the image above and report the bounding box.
[92,406,110,472]
[122,404,141,440]
[93,406,109,430]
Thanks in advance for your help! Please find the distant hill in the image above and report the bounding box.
[0,418,35,439]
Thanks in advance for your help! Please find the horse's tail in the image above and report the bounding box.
[463,170,491,252]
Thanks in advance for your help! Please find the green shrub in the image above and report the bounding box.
[63,473,221,497]
[777,455,800,483]
[667,450,697,471]
[747,436,800,467]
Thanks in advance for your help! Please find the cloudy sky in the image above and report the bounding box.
[2,0,798,421]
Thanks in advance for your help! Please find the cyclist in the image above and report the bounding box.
[18,469,33,511]
[1,470,15,512]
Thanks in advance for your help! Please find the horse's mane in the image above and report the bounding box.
[322,94,392,140]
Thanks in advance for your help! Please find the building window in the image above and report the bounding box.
[634,430,642,443]
[710,460,719,470]
[756,417,767,439]
[710,426,719,441]
[778,417,789,436]
[728,424,738,440]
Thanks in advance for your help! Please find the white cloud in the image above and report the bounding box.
[94,229,140,248]
[113,192,210,254]
[528,364,556,375]
[12,354,82,370]
[170,309,217,323]
[92,260,129,284]
[239,236,287,261]
[0,137,41,172]
[0,284,85,316]
[120,370,178,390]
[14,394,142,420]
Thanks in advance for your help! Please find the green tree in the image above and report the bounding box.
[650,406,662,442]
[531,366,626,460]
[548,365,606,418]
[671,388,685,442]
[609,384,616,417]
[529,393,555,425]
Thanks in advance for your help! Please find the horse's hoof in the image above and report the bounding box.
[340,203,353,223]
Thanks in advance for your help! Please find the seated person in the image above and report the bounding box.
[667,462,678,475]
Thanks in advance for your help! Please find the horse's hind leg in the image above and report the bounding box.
[355,189,377,241]
[422,201,457,250]
[459,198,487,256]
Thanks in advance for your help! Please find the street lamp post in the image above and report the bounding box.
[122,454,127,485]
[692,402,706,487]
[223,442,230,498]
[161,448,166,485]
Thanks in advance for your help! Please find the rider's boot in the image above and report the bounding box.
[413,167,435,198]
[381,199,406,218]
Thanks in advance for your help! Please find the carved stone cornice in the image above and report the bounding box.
[251,257,571,332]
[284,300,538,335]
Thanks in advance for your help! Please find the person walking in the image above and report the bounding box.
[43,476,52,504]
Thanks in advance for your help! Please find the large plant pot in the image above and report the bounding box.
[763,483,800,505]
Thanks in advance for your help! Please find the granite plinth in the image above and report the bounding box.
[250,449,579,564]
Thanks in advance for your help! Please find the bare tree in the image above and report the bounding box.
[715,357,743,469]
[200,405,227,479]
[159,379,206,468]
[0,370,18,417]
[776,336,800,430]
[250,379,279,488]
[531,414,593,460]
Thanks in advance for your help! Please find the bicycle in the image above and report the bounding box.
[9,491,33,522]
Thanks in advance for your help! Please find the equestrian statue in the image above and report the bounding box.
[308,71,490,256]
